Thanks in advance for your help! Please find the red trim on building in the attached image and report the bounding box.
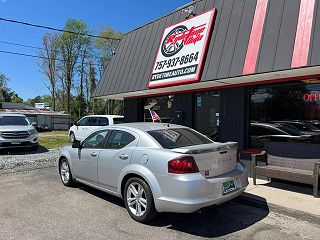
[291,0,316,68]
[125,74,320,99]
[242,0,269,75]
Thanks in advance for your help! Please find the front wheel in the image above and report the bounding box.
[69,131,75,143]
[124,177,158,223]
[59,158,75,187]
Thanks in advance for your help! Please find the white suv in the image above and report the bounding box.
[69,115,124,142]
[0,114,39,150]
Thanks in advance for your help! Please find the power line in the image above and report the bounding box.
[0,49,103,67]
[0,17,122,41]
[0,39,105,61]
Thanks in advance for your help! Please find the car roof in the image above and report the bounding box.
[251,122,278,127]
[104,122,188,132]
[0,113,27,117]
[82,115,124,118]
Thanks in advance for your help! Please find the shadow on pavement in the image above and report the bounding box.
[263,179,314,196]
[79,183,269,238]
[79,184,125,208]
[0,145,49,155]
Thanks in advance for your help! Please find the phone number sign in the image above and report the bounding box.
[148,9,217,89]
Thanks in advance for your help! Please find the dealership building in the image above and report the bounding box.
[94,0,320,156]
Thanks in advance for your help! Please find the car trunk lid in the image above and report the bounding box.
[171,142,238,178]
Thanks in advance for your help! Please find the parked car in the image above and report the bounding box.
[0,114,39,150]
[69,115,124,142]
[250,122,311,148]
[272,120,320,134]
[59,123,248,223]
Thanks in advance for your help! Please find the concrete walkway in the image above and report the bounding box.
[241,178,320,217]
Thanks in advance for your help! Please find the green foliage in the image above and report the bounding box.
[24,95,52,107]
[0,72,23,103]
[10,93,23,103]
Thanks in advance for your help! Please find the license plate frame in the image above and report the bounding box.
[11,140,21,145]
[222,179,237,195]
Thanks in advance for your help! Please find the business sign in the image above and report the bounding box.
[303,93,320,102]
[148,9,217,89]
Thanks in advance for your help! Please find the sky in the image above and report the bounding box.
[0,0,190,100]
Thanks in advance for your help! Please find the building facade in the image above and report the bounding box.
[94,0,320,156]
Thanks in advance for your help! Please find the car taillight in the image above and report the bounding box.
[168,156,199,174]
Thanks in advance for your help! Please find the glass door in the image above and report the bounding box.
[195,91,220,141]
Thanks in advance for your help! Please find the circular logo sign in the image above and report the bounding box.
[161,25,188,57]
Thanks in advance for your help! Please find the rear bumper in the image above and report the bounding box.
[154,162,248,213]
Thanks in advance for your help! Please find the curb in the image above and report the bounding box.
[235,194,320,225]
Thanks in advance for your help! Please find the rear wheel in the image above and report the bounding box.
[59,158,75,187]
[124,177,158,223]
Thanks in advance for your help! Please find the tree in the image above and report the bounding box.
[10,93,23,103]
[95,27,123,115]
[0,72,10,102]
[95,26,122,78]
[59,19,90,113]
[39,33,60,111]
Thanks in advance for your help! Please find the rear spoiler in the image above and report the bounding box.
[172,142,238,154]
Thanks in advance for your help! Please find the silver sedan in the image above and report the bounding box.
[58,123,248,223]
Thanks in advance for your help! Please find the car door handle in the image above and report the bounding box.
[119,154,128,160]
[91,152,98,157]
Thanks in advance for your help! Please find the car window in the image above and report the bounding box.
[98,117,109,126]
[87,117,99,126]
[113,117,124,124]
[0,116,29,126]
[287,122,309,131]
[78,117,88,126]
[82,130,109,149]
[251,125,268,136]
[106,130,135,149]
[148,128,212,149]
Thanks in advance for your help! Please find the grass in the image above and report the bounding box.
[39,130,70,149]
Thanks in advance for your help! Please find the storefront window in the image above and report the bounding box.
[144,96,174,122]
[249,80,320,149]
[195,91,220,141]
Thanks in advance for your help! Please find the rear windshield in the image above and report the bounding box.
[0,116,29,126]
[113,117,124,124]
[148,128,213,149]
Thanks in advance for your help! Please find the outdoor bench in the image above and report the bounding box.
[251,142,320,197]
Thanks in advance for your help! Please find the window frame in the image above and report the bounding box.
[105,129,136,150]
[82,129,111,149]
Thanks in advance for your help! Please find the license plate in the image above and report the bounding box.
[11,140,21,145]
[222,179,237,195]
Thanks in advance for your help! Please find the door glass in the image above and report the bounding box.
[195,91,220,141]
[82,130,109,149]
[106,130,135,149]
[98,117,109,126]
[78,117,88,126]
[87,117,99,126]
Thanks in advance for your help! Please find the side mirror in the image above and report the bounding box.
[31,122,38,127]
[72,140,82,149]
[74,121,79,126]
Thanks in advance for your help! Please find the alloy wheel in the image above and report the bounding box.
[60,161,70,184]
[126,182,147,217]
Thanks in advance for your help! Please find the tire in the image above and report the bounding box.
[59,158,75,187]
[69,131,75,143]
[124,177,158,223]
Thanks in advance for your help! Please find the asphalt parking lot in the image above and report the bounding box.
[0,167,319,240]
